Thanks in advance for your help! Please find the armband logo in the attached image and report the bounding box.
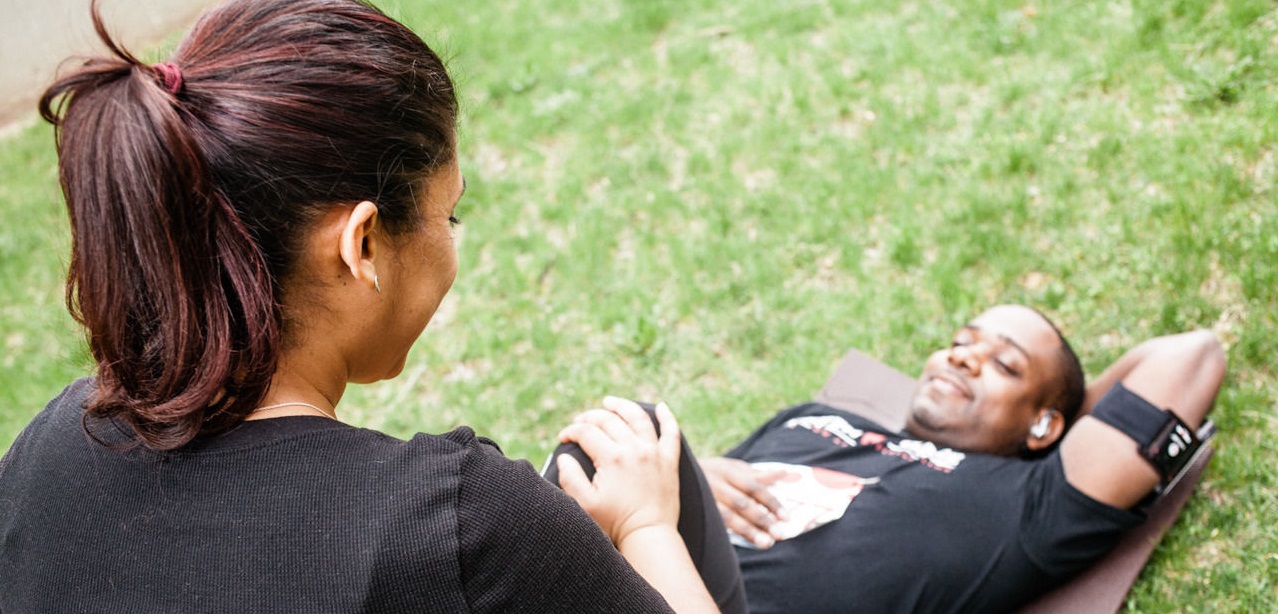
[1167,423,1192,458]
[1142,413,1201,485]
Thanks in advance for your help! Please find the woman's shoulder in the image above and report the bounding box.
[6,378,96,449]
[423,427,547,498]
[35,377,95,422]
[345,424,509,470]
[248,422,547,502]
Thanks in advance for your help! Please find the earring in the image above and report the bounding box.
[1030,413,1052,439]
[374,274,381,294]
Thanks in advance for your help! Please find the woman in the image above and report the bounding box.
[0,0,721,611]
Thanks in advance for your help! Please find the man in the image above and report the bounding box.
[699,304,1225,613]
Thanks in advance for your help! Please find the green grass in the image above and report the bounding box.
[3,0,1276,609]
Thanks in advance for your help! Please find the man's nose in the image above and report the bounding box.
[948,344,984,373]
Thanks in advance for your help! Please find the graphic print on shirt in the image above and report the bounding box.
[728,414,973,550]
[783,414,966,472]
[729,462,875,549]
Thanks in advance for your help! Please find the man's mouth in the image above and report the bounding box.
[929,372,973,399]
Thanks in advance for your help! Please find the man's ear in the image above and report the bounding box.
[337,201,381,292]
[1025,409,1065,451]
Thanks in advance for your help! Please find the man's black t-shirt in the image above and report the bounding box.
[726,401,1143,614]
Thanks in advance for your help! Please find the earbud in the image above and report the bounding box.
[1030,412,1053,439]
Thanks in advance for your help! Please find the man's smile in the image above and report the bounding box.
[927,371,973,400]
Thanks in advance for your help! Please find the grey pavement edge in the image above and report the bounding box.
[1,0,216,136]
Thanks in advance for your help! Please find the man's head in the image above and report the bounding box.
[905,305,1085,457]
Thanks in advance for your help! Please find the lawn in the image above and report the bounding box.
[1,0,1275,609]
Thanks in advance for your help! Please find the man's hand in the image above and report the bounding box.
[699,456,788,549]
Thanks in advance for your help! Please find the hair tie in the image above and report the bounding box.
[153,62,184,96]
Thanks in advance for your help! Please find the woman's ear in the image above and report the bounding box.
[1025,409,1065,452]
[337,201,382,293]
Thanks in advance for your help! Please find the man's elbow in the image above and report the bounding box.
[1187,329,1227,384]
[1181,329,1227,426]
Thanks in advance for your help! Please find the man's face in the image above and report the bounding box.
[905,305,1064,456]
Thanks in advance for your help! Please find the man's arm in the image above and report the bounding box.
[1060,330,1226,509]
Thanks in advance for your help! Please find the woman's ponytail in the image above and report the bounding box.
[40,0,458,450]
[39,5,279,450]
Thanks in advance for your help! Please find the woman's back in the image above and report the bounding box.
[0,379,670,612]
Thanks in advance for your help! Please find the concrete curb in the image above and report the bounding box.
[1,0,216,137]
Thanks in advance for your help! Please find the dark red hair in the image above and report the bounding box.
[38,0,458,450]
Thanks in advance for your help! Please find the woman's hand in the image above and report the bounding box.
[558,398,721,613]
[699,457,787,549]
[557,396,682,545]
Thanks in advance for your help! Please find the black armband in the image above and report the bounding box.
[1089,383,1203,487]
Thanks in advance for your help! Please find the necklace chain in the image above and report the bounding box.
[253,401,337,420]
